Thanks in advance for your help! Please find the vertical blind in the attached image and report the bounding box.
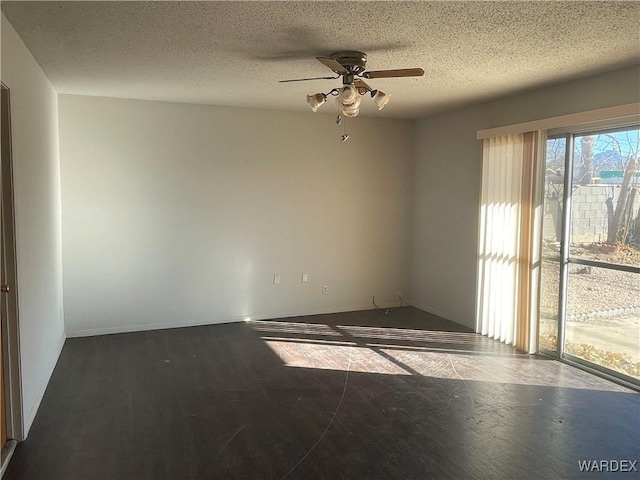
[476,132,539,352]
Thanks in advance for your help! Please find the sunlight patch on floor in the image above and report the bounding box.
[255,321,631,393]
[264,340,412,375]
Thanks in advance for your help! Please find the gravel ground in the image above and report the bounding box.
[540,244,640,318]
[539,243,640,378]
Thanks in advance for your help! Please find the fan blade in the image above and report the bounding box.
[354,79,373,92]
[362,68,425,79]
[279,76,338,83]
[316,56,348,75]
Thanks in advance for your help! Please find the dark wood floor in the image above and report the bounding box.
[5,307,639,479]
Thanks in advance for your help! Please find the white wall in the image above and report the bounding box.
[410,65,640,328]
[1,14,66,436]
[59,95,414,336]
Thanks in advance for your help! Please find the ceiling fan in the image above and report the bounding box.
[280,51,424,118]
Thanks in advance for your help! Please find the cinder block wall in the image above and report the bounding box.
[543,185,640,244]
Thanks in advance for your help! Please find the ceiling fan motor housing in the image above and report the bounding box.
[331,51,367,75]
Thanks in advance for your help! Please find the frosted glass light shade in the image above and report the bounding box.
[306,93,326,112]
[338,87,361,117]
[372,91,390,110]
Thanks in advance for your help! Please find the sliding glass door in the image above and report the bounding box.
[539,126,640,385]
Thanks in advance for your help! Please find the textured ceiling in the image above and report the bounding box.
[2,1,639,119]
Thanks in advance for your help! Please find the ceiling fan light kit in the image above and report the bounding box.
[281,51,424,133]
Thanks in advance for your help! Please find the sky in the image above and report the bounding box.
[546,127,639,171]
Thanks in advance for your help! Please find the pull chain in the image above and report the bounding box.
[337,114,349,142]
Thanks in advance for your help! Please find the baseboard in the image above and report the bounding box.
[245,304,378,323]
[66,318,238,338]
[409,302,474,330]
[23,332,66,437]
[66,303,475,338]
[65,303,378,338]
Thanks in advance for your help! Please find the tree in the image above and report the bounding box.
[578,136,595,185]
[633,191,640,244]
[607,156,638,245]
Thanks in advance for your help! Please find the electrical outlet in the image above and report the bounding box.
[322,285,328,295]
[302,273,308,283]
[273,274,280,285]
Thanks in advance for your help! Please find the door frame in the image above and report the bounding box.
[1,83,24,474]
